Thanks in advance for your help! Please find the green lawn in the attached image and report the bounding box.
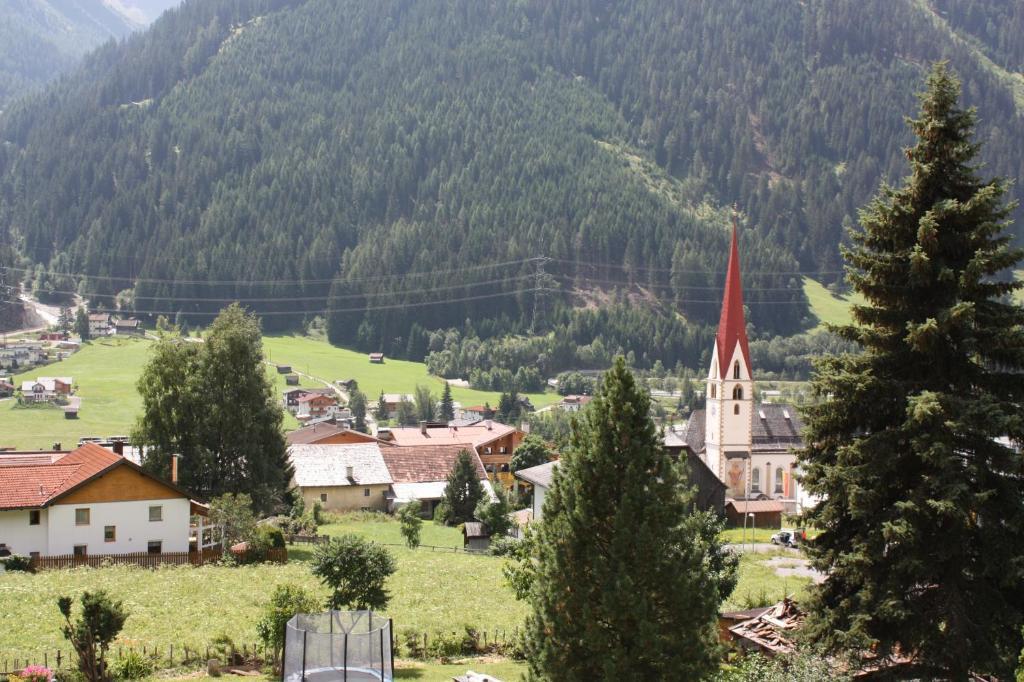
[725,551,812,611]
[394,660,527,680]
[0,338,152,450]
[0,513,808,663]
[803,277,863,329]
[263,335,561,410]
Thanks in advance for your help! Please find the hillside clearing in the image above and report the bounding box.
[802,277,862,329]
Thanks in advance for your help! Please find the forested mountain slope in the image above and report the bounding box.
[0,0,138,109]
[1,0,1022,368]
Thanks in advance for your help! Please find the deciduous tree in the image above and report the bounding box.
[311,534,397,611]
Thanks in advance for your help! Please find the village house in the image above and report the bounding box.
[295,392,339,420]
[286,422,380,446]
[0,443,199,557]
[88,313,112,337]
[19,376,73,403]
[381,420,525,490]
[0,380,14,398]
[368,352,384,363]
[379,442,493,518]
[513,460,556,522]
[0,341,44,369]
[379,393,415,419]
[113,318,142,336]
[288,444,393,512]
[558,395,592,412]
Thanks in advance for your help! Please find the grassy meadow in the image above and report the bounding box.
[0,333,562,449]
[0,338,151,450]
[802,277,862,329]
[0,514,809,661]
[262,335,560,409]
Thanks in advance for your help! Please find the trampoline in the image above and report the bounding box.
[283,610,394,682]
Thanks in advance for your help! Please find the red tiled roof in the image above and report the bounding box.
[380,443,487,483]
[716,221,752,378]
[0,443,122,510]
[296,393,336,403]
[387,422,518,448]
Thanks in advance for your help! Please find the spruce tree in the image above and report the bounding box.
[74,307,90,341]
[800,63,1024,678]
[375,391,389,422]
[440,381,455,422]
[526,357,736,681]
[349,389,368,433]
[442,449,484,525]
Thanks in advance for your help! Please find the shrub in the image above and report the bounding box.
[110,652,153,680]
[398,501,423,549]
[256,584,319,672]
[1,554,34,572]
[58,591,128,682]
[311,535,397,611]
[488,536,520,557]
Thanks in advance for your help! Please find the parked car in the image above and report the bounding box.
[770,529,799,548]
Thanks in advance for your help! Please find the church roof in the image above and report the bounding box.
[683,404,803,454]
[716,222,752,378]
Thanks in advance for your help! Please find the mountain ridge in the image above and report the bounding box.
[1,0,1022,368]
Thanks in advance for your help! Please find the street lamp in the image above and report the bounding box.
[748,512,756,551]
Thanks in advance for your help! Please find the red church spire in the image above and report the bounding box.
[715,213,752,378]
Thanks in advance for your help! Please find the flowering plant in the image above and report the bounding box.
[19,666,52,682]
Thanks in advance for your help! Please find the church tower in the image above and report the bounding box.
[704,218,754,498]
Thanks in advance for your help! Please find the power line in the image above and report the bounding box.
[89,286,550,317]
[19,274,538,304]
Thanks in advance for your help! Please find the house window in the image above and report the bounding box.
[751,468,761,492]
[29,551,39,560]
[734,404,740,415]
[149,505,163,522]
[732,386,743,400]
[147,541,162,555]
[73,545,87,557]
[75,508,90,526]
[733,361,741,379]
[775,467,784,494]
[484,447,492,454]
[364,488,371,497]
[104,526,116,542]
[29,510,40,525]
[320,493,328,503]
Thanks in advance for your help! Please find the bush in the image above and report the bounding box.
[17,666,53,682]
[488,536,521,557]
[398,501,423,549]
[256,525,286,549]
[255,584,319,672]
[110,652,154,680]
[1,554,34,572]
[311,535,397,611]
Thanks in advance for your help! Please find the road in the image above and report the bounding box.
[3,293,83,337]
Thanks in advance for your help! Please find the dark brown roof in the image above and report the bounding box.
[726,499,786,514]
[683,404,802,454]
[380,443,487,483]
[286,423,378,445]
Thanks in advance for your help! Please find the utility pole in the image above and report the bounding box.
[530,256,554,335]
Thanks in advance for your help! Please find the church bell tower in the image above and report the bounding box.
[704,216,754,498]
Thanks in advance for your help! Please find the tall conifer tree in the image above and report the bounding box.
[526,357,736,681]
[800,63,1024,678]
[439,382,455,422]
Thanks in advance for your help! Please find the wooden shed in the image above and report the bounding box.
[462,522,490,551]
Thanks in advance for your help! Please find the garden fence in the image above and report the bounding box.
[27,547,287,571]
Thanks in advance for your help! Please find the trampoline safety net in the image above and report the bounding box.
[283,610,393,682]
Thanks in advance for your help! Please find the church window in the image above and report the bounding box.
[775,467,784,494]
[732,386,743,400]
[710,384,717,399]
[733,404,740,415]
[751,467,760,492]
[733,361,741,379]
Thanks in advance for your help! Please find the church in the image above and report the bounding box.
[676,223,811,516]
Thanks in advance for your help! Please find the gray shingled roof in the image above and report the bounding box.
[682,404,803,454]
[288,444,393,487]
[514,460,557,488]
